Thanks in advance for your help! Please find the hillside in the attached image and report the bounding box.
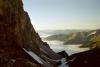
[45,30,100,45]
[45,31,92,44]
[80,30,100,49]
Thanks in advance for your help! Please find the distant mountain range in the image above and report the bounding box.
[44,29,100,49]
[37,29,90,35]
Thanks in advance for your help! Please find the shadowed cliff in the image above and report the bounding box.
[0,0,63,67]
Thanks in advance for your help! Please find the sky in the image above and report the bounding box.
[23,0,100,30]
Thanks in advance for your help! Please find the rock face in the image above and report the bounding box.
[68,49,100,67]
[0,0,62,67]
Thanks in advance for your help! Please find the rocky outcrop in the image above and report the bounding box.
[0,0,63,67]
[68,49,100,67]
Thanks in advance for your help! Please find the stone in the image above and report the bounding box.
[0,0,63,66]
[68,49,100,67]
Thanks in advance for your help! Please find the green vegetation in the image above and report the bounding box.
[80,29,100,49]
[80,35,100,49]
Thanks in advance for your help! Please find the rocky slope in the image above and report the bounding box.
[68,48,100,67]
[0,0,64,67]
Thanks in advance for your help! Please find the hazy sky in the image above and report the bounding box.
[23,0,100,30]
